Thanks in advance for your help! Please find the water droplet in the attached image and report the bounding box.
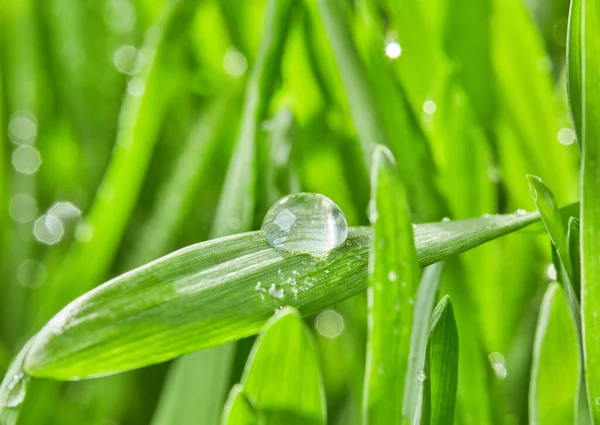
[546,264,557,280]
[388,270,397,281]
[417,368,426,382]
[5,373,28,408]
[442,217,451,222]
[9,194,37,223]
[315,310,345,339]
[595,396,600,406]
[223,48,248,77]
[114,45,144,75]
[127,78,145,97]
[33,214,64,245]
[422,100,437,115]
[515,209,527,216]
[408,298,415,305]
[12,146,41,174]
[261,193,348,255]
[269,284,284,299]
[489,352,507,380]
[557,127,576,146]
[8,111,37,145]
[385,41,402,59]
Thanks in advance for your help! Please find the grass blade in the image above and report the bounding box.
[222,385,258,425]
[150,348,235,425]
[363,146,420,424]
[0,340,32,425]
[572,0,600,419]
[418,296,459,425]
[567,0,583,144]
[22,211,542,380]
[403,263,444,425]
[529,283,580,425]
[234,307,326,424]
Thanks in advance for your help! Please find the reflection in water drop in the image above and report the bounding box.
[316,310,345,339]
[261,193,348,255]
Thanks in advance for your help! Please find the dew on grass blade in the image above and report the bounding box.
[489,352,507,380]
[4,373,28,408]
[261,193,348,255]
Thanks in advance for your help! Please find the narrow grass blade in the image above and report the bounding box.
[573,0,600,420]
[222,385,258,425]
[363,146,420,424]
[403,263,444,425]
[528,175,580,318]
[237,307,326,424]
[567,0,583,143]
[22,210,542,380]
[212,0,294,237]
[529,283,580,425]
[0,340,32,425]
[418,296,459,425]
[152,1,296,422]
[568,217,581,298]
[151,348,235,425]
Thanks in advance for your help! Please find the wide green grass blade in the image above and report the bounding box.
[0,340,32,425]
[418,296,459,425]
[403,263,444,425]
[222,385,258,425]
[529,283,580,425]
[234,307,326,424]
[363,146,420,424]
[150,348,235,425]
[572,0,600,419]
[21,210,542,381]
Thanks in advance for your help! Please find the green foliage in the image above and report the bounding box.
[0,0,590,423]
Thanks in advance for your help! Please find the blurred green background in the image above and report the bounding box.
[0,0,582,423]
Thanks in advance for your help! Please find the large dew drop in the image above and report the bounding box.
[261,193,348,255]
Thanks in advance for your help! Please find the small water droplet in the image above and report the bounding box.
[515,209,527,216]
[385,41,402,59]
[388,271,397,282]
[408,298,415,305]
[269,284,284,299]
[261,193,348,255]
[595,396,600,406]
[489,352,507,380]
[315,310,345,338]
[442,216,451,222]
[5,373,28,407]
[557,127,576,146]
[417,368,426,382]
[482,213,491,218]
[546,264,557,280]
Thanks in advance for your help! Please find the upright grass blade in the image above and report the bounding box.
[418,296,459,425]
[151,1,295,422]
[22,210,542,381]
[529,283,580,425]
[572,0,600,420]
[222,385,258,425]
[33,0,200,327]
[228,307,326,424]
[363,146,420,424]
[150,348,235,425]
[0,340,32,425]
[403,263,445,425]
[567,0,583,144]
[568,217,581,297]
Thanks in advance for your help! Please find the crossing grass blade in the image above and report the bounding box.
[570,0,600,420]
[226,307,326,424]
[417,296,459,425]
[529,283,580,425]
[21,210,541,381]
[222,385,259,425]
[403,263,445,425]
[363,146,420,424]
